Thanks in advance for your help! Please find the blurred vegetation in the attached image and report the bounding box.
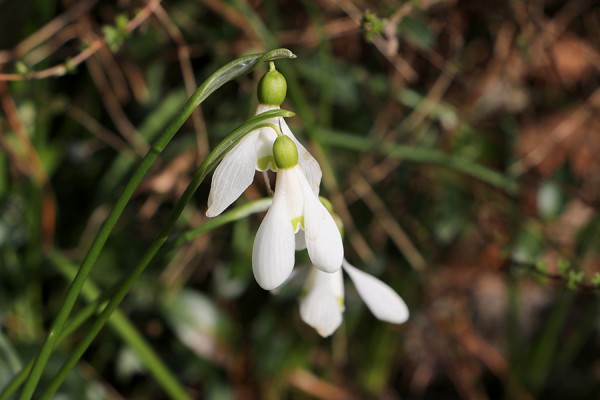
[1,0,600,399]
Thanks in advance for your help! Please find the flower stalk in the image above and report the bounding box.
[12,49,296,400]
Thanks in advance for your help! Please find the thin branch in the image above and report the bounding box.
[0,0,162,81]
[153,4,209,159]
[0,0,99,64]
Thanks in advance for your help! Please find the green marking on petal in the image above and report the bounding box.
[336,296,344,308]
[257,155,275,171]
[291,216,304,232]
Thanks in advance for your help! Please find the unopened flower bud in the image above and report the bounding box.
[273,135,298,169]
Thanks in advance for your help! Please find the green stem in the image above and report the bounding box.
[173,198,272,247]
[528,291,573,395]
[38,110,292,399]
[0,290,114,399]
[0,199,273,399]
[16,48,295,400]
[48,252,192,400]
[0,333,21,375]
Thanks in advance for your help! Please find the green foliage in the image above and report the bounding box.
[567,271,584,290]
[361,10,386,42]
[398,14,435,50]
[102,14,130,53]
[0,0,599,399]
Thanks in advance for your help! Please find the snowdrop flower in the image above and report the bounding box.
[206,64,321,217]
[300,259,409,337]
[252,135,344,290]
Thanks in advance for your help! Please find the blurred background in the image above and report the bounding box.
[1,0,600,398]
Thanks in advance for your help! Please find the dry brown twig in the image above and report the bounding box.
[510,88,600,176]
[0,0,162,81]
[350,173,427,272]
[0,0,99,64]
[66,105,130,152]
[0,81,56,249]
[277,17,359,46]
[83,39,149,154]
[328,0,418,83]
[286,369,351,400]
[153,4,209,160]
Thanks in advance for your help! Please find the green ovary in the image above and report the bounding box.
[257,155,275,171]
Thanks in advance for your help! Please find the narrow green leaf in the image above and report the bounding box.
[13,48,296,400]
[316,128,519,194]
[173,198,272,247]
[37,109,293,400]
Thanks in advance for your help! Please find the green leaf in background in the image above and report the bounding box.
[102,14,130,53]
[161,290,229,361]
[361,10,386,42]
[398,14,435,50]
[3,1,600,398]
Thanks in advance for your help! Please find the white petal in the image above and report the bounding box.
[206,133,258,217]
[300,268,344,337]
[256,104,278,115]
[278,168,305,232]
[255,127,278,171]
[280,118,322,194]
[301,176,343,273]
[342,260,409,324]
[254,104,280,171]
[295,230,306,250]
[326,267,345,304]
[252,183,295,290]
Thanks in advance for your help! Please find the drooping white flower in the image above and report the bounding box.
[206,67,321,217]
[252,136,344,290]
[300,259,409,337]
[300,267,344,337]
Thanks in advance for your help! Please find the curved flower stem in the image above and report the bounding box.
[173,198,272,247]
[38,110,293,400]
[271,123,284,137]
[16,48,296,400]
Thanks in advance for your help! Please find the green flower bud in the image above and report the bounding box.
[257,66,287,106]
[273,135,298,169]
